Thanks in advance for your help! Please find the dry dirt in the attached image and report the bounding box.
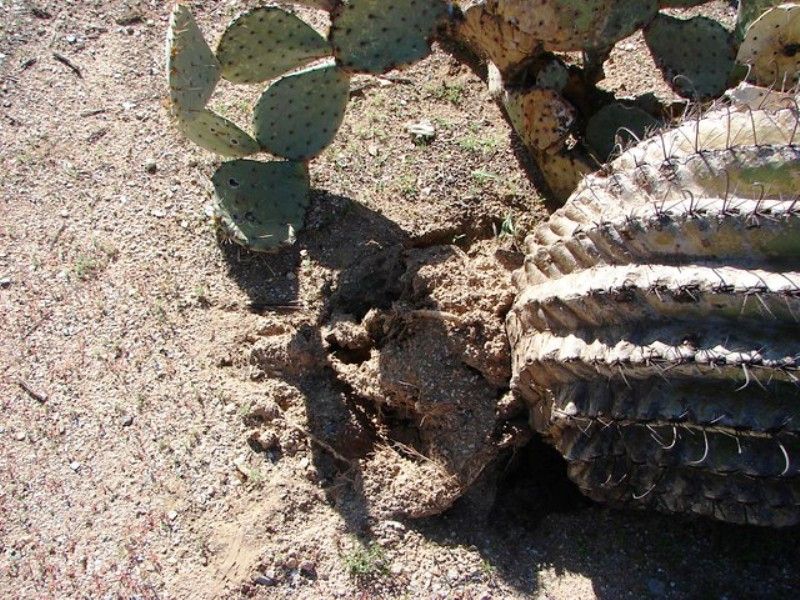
[1,1,799,599]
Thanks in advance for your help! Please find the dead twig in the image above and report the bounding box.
[23,315,48,339]
[283,417,353,465]
[19,57,37,72]
[17,380,48,403]
[409,309,461,323]
[52,53,82,79]
[31,7,52,19]
[49,222,67,250]
[246,300,305,313]
[80,108,107,118]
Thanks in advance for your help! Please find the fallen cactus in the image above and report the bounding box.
[506,98,800,527]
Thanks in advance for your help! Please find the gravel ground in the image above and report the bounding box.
[1,1,798,599]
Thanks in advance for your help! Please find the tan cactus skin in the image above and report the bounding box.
[507,103,800,527]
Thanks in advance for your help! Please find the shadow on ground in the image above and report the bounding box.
[220,191,800,600]
[416,440,800,599]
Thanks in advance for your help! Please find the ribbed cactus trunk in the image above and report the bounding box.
[507,102,800,527]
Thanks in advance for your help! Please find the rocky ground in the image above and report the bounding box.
[1,1,798,599]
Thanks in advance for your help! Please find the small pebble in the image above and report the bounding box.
[167,510,178,521]
[299,560,315,576]
[254,574,276,586]
[144,159,157,174]
[69,461,81,472]
[406,120,436,144]
[121,415,134,427]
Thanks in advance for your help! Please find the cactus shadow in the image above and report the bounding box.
[413,450,800,598]
[226,190,414,539]
[218,189,409,306]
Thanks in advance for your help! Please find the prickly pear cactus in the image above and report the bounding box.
[643,14,737,99]
[735,0,784,39]
[450,0,745,201]
[737,3,800,87]
[507,101,800,527]
[585,103,659,161]
[216,7,330,84]
[330,0,447,73]
[212,160,311,252]
[503,88,575,151]
[166,4,220,112]
[166,5,260,157]
[253,60,350,161]
[175,109,260,158]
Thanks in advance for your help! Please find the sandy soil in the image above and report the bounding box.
[1,1,798,599]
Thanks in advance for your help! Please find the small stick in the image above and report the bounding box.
[17,380,47,403]
[409,309,461,323]
[23,316,48,339]
[80,108,107,118]
[19,57,37,72]
[49,222,67,250]
[283,417,352,464]
[246,300,304,313]
[52,52,82,78]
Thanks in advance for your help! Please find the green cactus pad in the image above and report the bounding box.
[644,14,736,99]
[586,103,659,162]
[737,3,800,87]
[212,160,310,252]
[175,109,260,157]
[330,0,447,73]
[592,0,658,50]
[253,61,350,160]
[216,7,331,84]
[535,58,569,92]
[166,4,220,112]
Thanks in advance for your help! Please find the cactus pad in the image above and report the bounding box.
[216,7,331,84]
[585,103,659,161]
[644,14,736,99]
[503,88,575,151]
[330,0,447,73]
[593,0,659,50]
[535,58,569,92]
[253,61,350,160]
[166,4,220,112]
[456,2,540,75]
[175,110,260,157]
[212,160,310,252]
[737,3,800,87]
[534,148,593,203]
[725,81,797,111]
[492,0,657,52]
[735,0,784,40]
